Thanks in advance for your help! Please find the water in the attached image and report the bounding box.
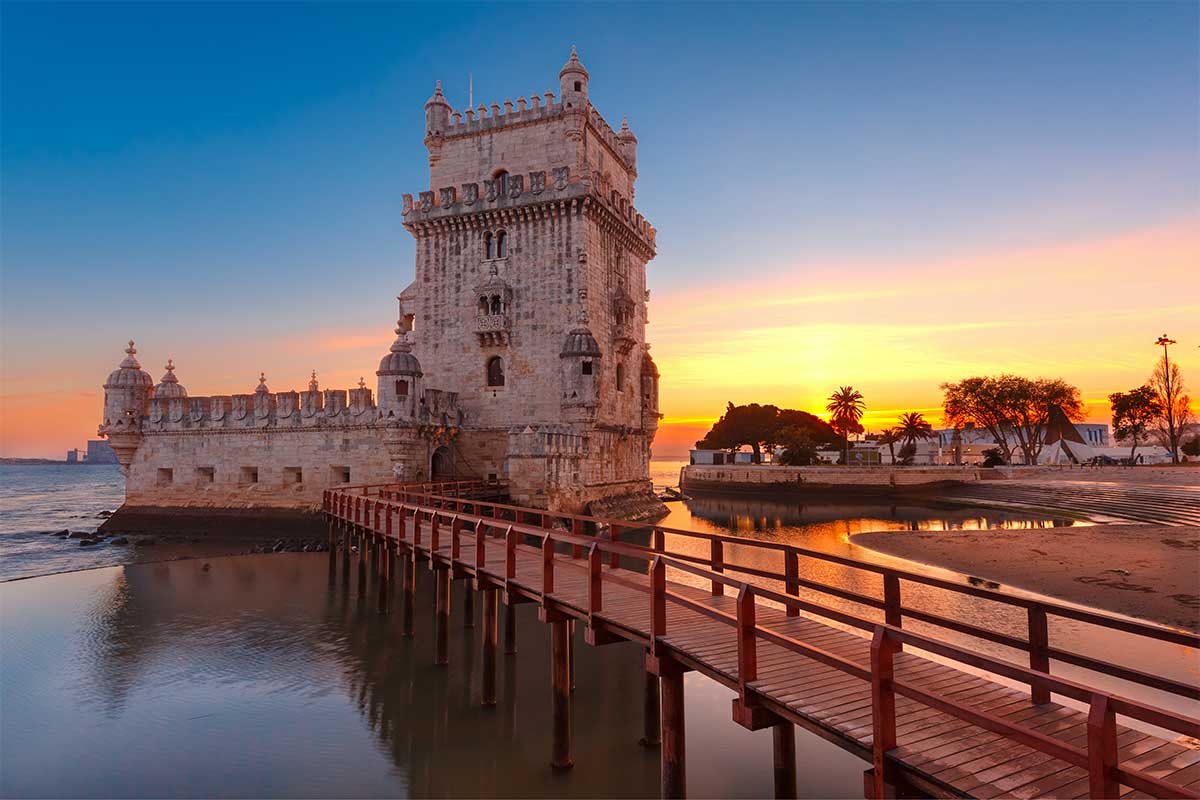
[2,461,1195,796]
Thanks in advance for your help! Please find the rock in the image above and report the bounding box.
[272,540,285,553]
[138,538,157,546]
[67,531,89,539]
[54,532,69,538]
[110,537,129,545]
[202,563,212,572]
[78,539,98,547]
[96,510,114,518]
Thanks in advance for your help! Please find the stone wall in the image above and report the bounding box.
[682,465,984,495]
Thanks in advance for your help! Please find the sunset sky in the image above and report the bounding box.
[2,2,1197,458]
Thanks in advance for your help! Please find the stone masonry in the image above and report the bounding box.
[99,48,665,521]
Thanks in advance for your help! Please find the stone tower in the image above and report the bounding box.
[400,47,663,517]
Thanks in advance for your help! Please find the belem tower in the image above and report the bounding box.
[99,48,665,522]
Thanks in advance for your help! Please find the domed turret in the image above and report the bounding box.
[254,372,269,394]
[377,319,422,419]
[424,79,451,137]
[619,116,638,172]
[560,317,602,421]
[559,45,589,108]
[99,341,154,474]
[154,358,187,399]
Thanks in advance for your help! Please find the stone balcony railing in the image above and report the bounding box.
[475,313,510,346]
[613,321,637,355]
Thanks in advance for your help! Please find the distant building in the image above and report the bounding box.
[66,449,81,464]
[85,440,119,464]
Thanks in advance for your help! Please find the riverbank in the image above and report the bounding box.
[852,524,1200,633]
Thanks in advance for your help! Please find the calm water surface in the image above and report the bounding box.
[2,461,1195,797]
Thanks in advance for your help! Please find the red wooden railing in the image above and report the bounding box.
[323,484,1200,799]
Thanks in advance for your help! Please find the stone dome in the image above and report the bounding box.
[378,321,422,376]
[561,326,602,358]
[105,341,153,388]
[559,45,589,81]
[424,79,450,108]
[154,358,187,399]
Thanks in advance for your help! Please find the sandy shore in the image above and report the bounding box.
[852,524,1200,633]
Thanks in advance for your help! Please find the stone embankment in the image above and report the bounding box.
[680,465,982,496]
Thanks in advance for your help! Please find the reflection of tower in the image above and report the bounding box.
[99,341,153,476]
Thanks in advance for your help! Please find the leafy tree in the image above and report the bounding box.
[1149,360,1193,464]
[896,442,917,466]
[826,386,866,465]
[981,447,1006,468]
[775,428,821,466]
[1108,385,1162,464]
[696,403,838,462]
[896,412,934,450]
[1183,436,1200,458]
[941,375,1083,465]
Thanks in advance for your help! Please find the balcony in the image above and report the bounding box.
[613,321,637,355]
[474,313,510,346]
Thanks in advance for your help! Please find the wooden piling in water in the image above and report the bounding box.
[641,669,661,746]
[660,661,686,799]
[377,540,390,615]
[772,721,797,799]
[481,588,498,706]
[504,603,517,654]
[550,618,573,769]
[435,567,450,665]
[463,582,475,628]
[402,545,415,637]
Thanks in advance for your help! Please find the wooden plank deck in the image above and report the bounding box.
[327,485,1200,799]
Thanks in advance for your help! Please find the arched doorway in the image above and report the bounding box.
[431,447,454,481]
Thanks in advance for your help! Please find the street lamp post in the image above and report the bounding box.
[1155,334,1178,463]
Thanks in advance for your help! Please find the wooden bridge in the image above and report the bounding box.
[323,480,1199,799]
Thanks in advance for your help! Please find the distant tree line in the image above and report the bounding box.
[694,403,840,465]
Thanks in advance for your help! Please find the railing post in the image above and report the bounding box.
[650,556,666,655]
[653,527,665,553]
[869,627,899,800]
[587,543,602,618]
[784,551,800,617]
[1087,695,1119,799]
[736,585,757,705]
[397,506,407,541]
[505,525,517,584]
[711,539,724,596]
[430,512,441,556]
[475,522,487,573]
[450,515,461,563]
[385,504,393,539]
[1028,606,1051,704]
[373,501,381,533]
[883,574,902,652]
[542,534,555,597]
[413,509,423,550]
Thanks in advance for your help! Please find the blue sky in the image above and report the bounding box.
[2,1,1197,455]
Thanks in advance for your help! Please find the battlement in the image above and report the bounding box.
[132,385,462,434]
[401,164,656,248]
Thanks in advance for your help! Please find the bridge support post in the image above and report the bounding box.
[435,567,450,665]
[640,670,661,747]
[463,582,475,628]
[481,588,499,706]
[658,658,687,799]
[341,524,351,586]
[773,721,797,799]
[356,531,368,599]
[550,617,573,770]
[504,603,518,654]
[377,540,390,615]
[569,619,576,691]
[402,545,415,638]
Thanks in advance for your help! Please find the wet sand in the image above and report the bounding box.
[853,524,1200,633]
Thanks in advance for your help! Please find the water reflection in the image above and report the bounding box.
[1,553,864,799]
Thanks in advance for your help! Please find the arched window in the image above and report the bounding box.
[478,295,489,314]
[484,231,495,260]
[496,230,507,258]
[495,170,509,196]
[486,356,505,387]
[395,379,409,397]
[490,294,502,315]
[616,362,626,392]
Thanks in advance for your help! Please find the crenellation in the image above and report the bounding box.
[101,48,663,519]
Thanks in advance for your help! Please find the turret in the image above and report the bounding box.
[560,317,602,422]
[558,45,589,109]
[640,347,660,426]
[618,116,638,174]
[377,318,423,420]
[424,80,451,138]
[99,341,153,474]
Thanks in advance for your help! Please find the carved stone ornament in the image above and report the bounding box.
[463,183,479,205]
[440,186,456,207]
[484,179,498,202]
[530,171,545,194]
[402,194,414,214]
[508,174,524,199]
[419,191,434,211]
[553,167,569,190]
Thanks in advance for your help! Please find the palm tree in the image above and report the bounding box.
[877,427,901,464]
[897,411,934,451]
[826,386,866,465]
